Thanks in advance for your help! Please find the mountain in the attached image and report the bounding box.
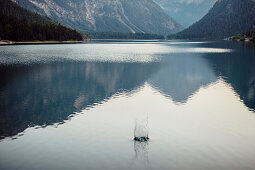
[0,0,82,41]
[153,0,217,28]
[168,0,255,39]
[12,0,183,35]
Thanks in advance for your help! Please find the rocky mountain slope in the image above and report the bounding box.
[169,0,255,39]
[13,0,183,35]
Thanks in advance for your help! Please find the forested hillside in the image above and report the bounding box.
[168,0,255,40]
[0,0,83,41]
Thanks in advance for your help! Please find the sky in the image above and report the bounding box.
[154,0,217,27]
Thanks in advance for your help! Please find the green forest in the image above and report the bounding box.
[242,30,255,38]
[232,30,255,41]
[0,0,83,41]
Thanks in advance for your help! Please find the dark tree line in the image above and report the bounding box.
[0,0,83,41]
[242,30,255,39]
[0,15,83,41]
[89,32,165,40]
[0,0,52,25]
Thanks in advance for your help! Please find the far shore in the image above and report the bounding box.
[0,40,85,45]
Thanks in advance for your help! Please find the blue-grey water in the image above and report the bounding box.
[0,40,254,170]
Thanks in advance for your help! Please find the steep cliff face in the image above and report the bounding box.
[13,0,183,35]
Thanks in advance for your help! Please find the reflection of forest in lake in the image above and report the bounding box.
[205,43,255,112]
[0,41,254,140]
[0,62,160,139]
[149,42,255,110]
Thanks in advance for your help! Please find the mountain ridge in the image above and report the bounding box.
[13,0,183,35]
[168,0,255,39]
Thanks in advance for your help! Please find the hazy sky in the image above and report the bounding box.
[154,0,217,27]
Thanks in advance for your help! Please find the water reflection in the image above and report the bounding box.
[0,41,254,141]
[149,53,217,103]
[133,141,149,167]
[204,42,255,111]
[0,62,160,139]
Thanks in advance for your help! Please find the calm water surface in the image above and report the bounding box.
[0,40,254,170]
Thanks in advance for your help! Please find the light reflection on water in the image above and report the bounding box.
[0,40,254,170]
[0,41,232,65]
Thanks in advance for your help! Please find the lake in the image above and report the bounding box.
[0,40,254,170]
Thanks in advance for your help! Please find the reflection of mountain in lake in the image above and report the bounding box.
[0,62,159,139]
[205,45,255,112]
[148,42,255,112]
[149,53,218,103]
[1,41,254,140]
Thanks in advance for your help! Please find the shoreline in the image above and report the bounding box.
[0,40,84,46]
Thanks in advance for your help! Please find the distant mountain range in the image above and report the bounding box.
[169,0,255,39]
[154,0,217,28]
[12,0,183,35]
[6,0,255,40]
